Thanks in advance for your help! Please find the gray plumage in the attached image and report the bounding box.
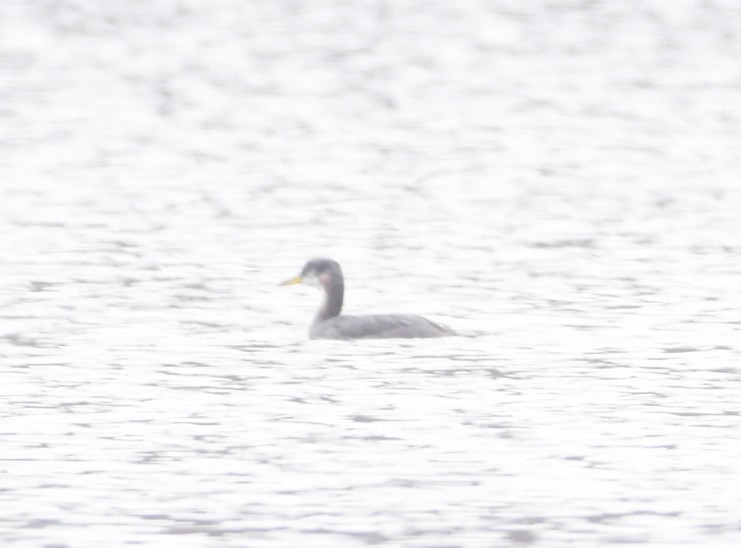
[281,258,456,340]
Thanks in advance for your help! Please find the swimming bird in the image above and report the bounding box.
[280,258,456,340]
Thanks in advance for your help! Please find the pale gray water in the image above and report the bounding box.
[1,0,741,546]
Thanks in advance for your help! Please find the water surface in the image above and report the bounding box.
[1,1,741,546]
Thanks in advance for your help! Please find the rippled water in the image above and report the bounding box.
[2,0,741,545]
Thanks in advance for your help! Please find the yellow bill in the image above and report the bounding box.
[279,275,303,286]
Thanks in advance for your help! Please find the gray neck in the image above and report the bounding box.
[316,276,344,321]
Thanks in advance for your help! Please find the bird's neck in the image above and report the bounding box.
[317,277,343,321]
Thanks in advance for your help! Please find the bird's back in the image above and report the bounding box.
[310,313,456,340]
